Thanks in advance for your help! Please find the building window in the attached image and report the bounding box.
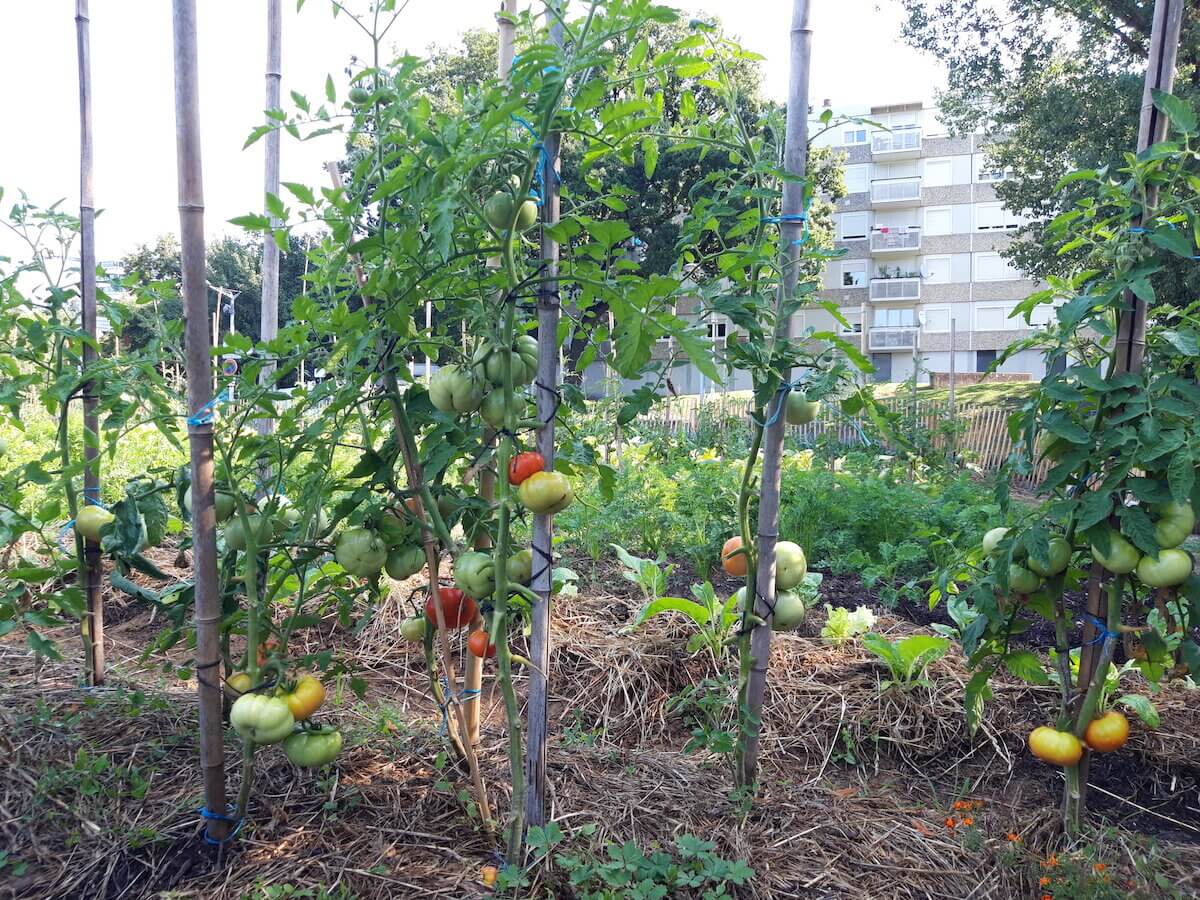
[840,211,869,240]
[974,251,1019,281]
[974,154,1011,182]
[841,260,868,287]
[843,127,868,145]
[707,319,728,341]
[922,306,952,333]
[922,254,952,284]
[975,304,1022,330]
[923,157,954,187]
[875,307,917,328]
[923,206,953,236]
[975,201,1022,231]
[976,349,998,372]
[840,310,863,334]
[843,164,869,194]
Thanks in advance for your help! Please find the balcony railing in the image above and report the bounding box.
[869,325,919,350]
[870,227,920,253]
[869,276,921,301]
[871,126,921,155]
[870,176,922,204]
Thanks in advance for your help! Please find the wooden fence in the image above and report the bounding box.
[635,392,1052,487]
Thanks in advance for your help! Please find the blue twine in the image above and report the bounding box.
[761,213,808,224]
[751,378,808,428]
[198,804,243,845]
[510,115,555,206]
[187,388,231,427]
[1081,614,1119,645]
[437,677,481,736]
[58,488,110,548]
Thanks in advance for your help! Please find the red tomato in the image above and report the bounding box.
[467,629,496,659]
[424,586,478,629]
[508,451,545,486]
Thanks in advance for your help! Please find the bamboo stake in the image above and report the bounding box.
[256,0,282,437]
[171,0,229,842]
[525,0,563,830]
[75,0,104,686]
[739,0,811,788]
[1077,0,1184,815]
[325,162,492,830]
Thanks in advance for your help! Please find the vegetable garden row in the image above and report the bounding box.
[2,0,1199,897]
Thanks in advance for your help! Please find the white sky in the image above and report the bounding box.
[0,1,944,261]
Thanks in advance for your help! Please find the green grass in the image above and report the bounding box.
[871,381,1037,407]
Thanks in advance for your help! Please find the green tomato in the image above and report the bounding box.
[1152,501,1194,550]
[400,615,428,642]
[483,191,538,232]
[229,693,295,745]
[1091,532,1141,575]
[282,726,343,767]
[473,335,539,387]
[74,505,115,542]
[1136,548,1193,588]
[454,551,496,600]
[775,541,807,590]
[348,86,371,105]
[224,514,273,553]
[480,391,516,428]
[428,364,484,415]
[1036,431,1069,462]
[982,526,1010,557]
[334,528,388,577]
[506,548,534,585]
[183,485,237,523]
[517,471,573,515]
[377,508,412,548]
[386,544,425,580]
[1008,564,1041,595]
[1028,537,1072,577]
[733,586,806,630]
[784,394,821,426]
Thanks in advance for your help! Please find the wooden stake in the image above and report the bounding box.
[75,0,104,686]
[256,0,282,438]
[524,0,563,830]
[1077,0,1184,812]
[172,0,229,843]
[739,0,812,788]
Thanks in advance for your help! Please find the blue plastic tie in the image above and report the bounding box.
[437,678,481,736]
[511,115,555,205]
[1081,614,1119,645]
[751,378,807,428]
[761,213,808,224]
[187,388,230,427]
[198,805,243,845]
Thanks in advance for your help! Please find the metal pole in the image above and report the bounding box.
[257,0,282,437]
[172,0,229,843]
[525,0,564,829]
[75,0,105,685]
[740,0,811,787]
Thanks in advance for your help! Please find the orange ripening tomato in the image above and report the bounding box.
[721,536,747,576]
[1028,726,1083,766]
[1084,710,1130,753]
[277,674,326,721]
[508,451,545,486]
[256,637,280,666]
[425,587,478,629]
[467,629,496,659]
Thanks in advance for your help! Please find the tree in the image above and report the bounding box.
[898,0,1199,294]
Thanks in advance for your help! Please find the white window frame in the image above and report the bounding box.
[840,211,869,241]
[843,164,869,194]
[921,305,952,333]
[974,251,1018,282]
[975,201,1021,232]
[839,309,863,335]
[842,126,868,146]
[922,157,954,188]
[923,205,953,236]
[922,254,952,284]
[707,316,730,343]
[974,303,1021,331]
[875,307,917,328]
[841,259,868,287]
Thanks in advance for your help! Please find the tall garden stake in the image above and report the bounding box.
[74,0,104,685]
[524,0,564,830]
[256,0,282,438]
[739,0,812,789]
[1075,0,1184,812]
[172,0,229,843]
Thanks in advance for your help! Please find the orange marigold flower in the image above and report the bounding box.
[1040,876,1051,886]
[944,817,956,828]
[953,800,968,810]
[1041,854,1059,868]
[1093,863,1106,872]
[1041,895,1053,900]
[1006,832,1022,842]
[962,817,974,826]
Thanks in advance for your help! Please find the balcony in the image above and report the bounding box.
[870,176,922,207]
[869,276,921,301]
[870,227,920,253]
[869,325,919,351]
[871,126,922,158]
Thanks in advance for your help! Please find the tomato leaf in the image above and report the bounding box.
[1116,694,1160,728]
[1003,649,1049,684]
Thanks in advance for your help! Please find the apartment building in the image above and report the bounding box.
[804,100,1050,384]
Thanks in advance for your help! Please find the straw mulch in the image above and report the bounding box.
[1,578,1198,899]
